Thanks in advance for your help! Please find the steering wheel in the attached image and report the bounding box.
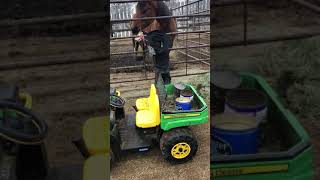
[110,95,125,109]
[0,101,48,145]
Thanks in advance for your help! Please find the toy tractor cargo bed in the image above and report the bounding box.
[160,84,209,131]
[210,73,314,180]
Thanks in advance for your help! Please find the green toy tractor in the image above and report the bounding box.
[110,77,208,164]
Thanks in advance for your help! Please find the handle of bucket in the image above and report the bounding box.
[211,135,232,155]
[176,105,183,111]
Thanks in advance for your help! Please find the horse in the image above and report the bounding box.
[130,1,177,42]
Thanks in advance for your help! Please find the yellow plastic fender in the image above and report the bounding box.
[83,154,109,180]
[82,116,108,155]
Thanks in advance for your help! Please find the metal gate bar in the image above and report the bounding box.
[212,0,320,49]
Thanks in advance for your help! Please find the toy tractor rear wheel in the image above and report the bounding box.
[160,127,198,163]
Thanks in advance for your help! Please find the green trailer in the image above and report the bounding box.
[211,73,314,179]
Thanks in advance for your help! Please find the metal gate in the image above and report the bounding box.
[110,0,210,84]
[212,0,320,49]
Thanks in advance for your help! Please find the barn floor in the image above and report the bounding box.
[213,2,320,178]
[0,33,106,172]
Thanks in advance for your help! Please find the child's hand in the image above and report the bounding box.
[134,32,145,42]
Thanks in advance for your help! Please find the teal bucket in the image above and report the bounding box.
[175,97,191,110]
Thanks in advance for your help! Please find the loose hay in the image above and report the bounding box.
[256,38,320,127]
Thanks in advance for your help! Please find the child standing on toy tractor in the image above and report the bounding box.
[130,1,177,85]
[145,30,172,85]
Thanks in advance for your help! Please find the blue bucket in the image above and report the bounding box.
[211,113,258,155]
[175,97,191,110]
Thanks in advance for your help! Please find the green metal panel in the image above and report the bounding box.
[160,84,208,131]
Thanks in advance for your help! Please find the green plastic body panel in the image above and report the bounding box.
[160,84,208,131]
[211,73,314,179]
[211,146,314,180]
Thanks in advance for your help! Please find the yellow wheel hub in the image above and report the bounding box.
[171,142,191,159]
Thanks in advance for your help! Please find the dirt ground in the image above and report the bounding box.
[110,75,210,180]
[0,33,106,169]
[213,2,320,178]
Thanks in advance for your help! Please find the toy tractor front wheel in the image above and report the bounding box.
[160,128,198,163]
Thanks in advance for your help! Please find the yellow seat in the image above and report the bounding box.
[136,84,160,128]
[83,117,108,155]
[136,98,149,110]
[83,154,108,180]
[136,110,155,128]
[136,84,157,110]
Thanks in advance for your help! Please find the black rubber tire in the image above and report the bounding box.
[160,127,198,164]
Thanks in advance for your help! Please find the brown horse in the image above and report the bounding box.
[130,1,176,84]
[130,1,177,42]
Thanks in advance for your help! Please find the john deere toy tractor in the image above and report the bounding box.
[110,77,208,164]
[0,84,48,180]
[73,77,207,180]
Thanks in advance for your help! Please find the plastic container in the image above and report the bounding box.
[175,97,191,110]
[180,89,194,101]
[212,113,258,154]
[211,69,242,114]
[225,88,268,124]
[174,83,186,97]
